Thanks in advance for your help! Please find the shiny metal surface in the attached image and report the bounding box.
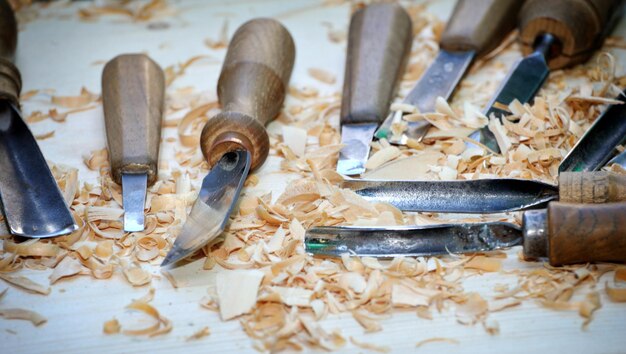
[521,209,548,259]
[0,100,77,238]
[607,150,626,169]
[305,223,522,257]
[161,150,251,267]
[345,177,558,213]
[122,173,148,232]
[375,50,475,144]
[559,94,626,172]
[337,123,377,176]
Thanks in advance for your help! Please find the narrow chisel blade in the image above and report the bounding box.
[122,173,148,232]
[337,123,378,176]
[376,50,475,144]
[0,101,77,238]
[161,150,251,267]
[305,223,522,258]
[344,178,558,213]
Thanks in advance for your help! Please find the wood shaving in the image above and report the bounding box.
[0,273,50,295]
[186,326,210,341]
[0,308,47,326]
[216,269,264,320]
[350,337,390,353]
[415,337,460,348]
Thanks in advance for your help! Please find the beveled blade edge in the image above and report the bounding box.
[122,173,148,232]
[337,123,377,176]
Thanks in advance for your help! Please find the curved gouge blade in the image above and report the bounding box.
[559,94,626,172]
[337,123,377,176]
[122,173,148,232]
[0,102,77,238]
[161,150,250,267]
[305,223,522,258]
[344,178,558,213]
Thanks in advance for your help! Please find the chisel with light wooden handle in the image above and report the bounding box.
[162,18,295,267]
[102,54,165,232]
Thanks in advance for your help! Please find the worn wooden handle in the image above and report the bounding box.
[340,3,412,125]
[558,171,626,204]
[102,54,165,186]
[200,18,295,171]
[0,0,20,104]
[519,0,623,69]
[440,0,522,56]
[548,202,626,265]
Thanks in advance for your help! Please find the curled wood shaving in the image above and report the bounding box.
[0,308,47,326]
[606,282,626,302]
[0,273,50,295]
[349,337,390,353]
[415,337,460,348]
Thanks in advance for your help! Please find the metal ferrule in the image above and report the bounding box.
[0,58,21,105]
[522,209,548,259]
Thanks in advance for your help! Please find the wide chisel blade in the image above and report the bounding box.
[305,223,522,258]
[122,173,148,232]
[337,123,378,176]
[376,50,475,143]
[161,150,250,266]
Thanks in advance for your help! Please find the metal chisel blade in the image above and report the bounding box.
[376,50,475,144]
[161,150,251,267]
[122,173,148,232]
[305,223,522,258]
[607,150,626,170]
[337,123,378,176]
[344,178,558,213]
[0,101,77,238]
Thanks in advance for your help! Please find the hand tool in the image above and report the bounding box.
[102,54,165,232]
[161,18,295,267]
[336,3,412,176]
[0,0,76,238]
[345,171,626,213]
[375,0,522,144]
[470,0,624,153]
[607,150,626,169]
[305,201,626,266]
[559,93,626,172]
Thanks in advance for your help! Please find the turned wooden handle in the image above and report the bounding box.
[0,0,20,104]
[558,171,626,204]
[102,54,165,186]
[519,0,624,69]
[548,202,626,265]
[340,3,412,125]
[200,18,295,171]
[440,0,522,56]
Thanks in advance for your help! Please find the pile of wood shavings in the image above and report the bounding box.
[1,1,626,352]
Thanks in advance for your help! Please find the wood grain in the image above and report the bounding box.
[548,201,626,265]
[102,54,165,186]
[340,3,412,125]
[519,0,624,69]
[200,18,295,171]
[440,0,522,56]
[0,0,20,105]
[558,171,626,204]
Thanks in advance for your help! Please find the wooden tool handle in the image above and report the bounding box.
[558,171,626,204]
[519,0,623,69]
[547,202,626,265]
[200,18,295,171]
[0,0,20,104]
[440,0,522,56]
[102,54,165,186]
[340,3,412,125]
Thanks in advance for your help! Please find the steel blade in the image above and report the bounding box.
[344,178,558,213]
[607,150,626,170]
[122,173,148,232]
[337,123,377,176]
[305,223,522,257]
[376,50,475,144]
[161,150,251,267]
[559,94,626,172]
[0,101,77,238]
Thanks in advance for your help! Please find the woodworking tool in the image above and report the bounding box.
[470,0,624,153]
[337,3,412,176]
[102,54,165,232]
[345,171,626,213]
[376,0,522,144]
[0,0,76,238]
[161,18,295,267]
[305,201,626,266]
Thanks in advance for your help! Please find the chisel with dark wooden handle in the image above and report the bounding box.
[102,54,165,232]
[336,3,412,176]
[162,18,295,267]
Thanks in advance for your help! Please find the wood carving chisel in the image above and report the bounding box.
[470,0,624,153]
[376,0,522,144]
[161,18,295,267]
[345,171,626,213]
[0,0,76,238]
[336,3,412,176]
[102,54,165,232]
[305,201,626,266]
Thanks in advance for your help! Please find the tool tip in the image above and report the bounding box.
[160,248,186,267]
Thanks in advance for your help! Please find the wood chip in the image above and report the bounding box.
[216,269,264,320]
